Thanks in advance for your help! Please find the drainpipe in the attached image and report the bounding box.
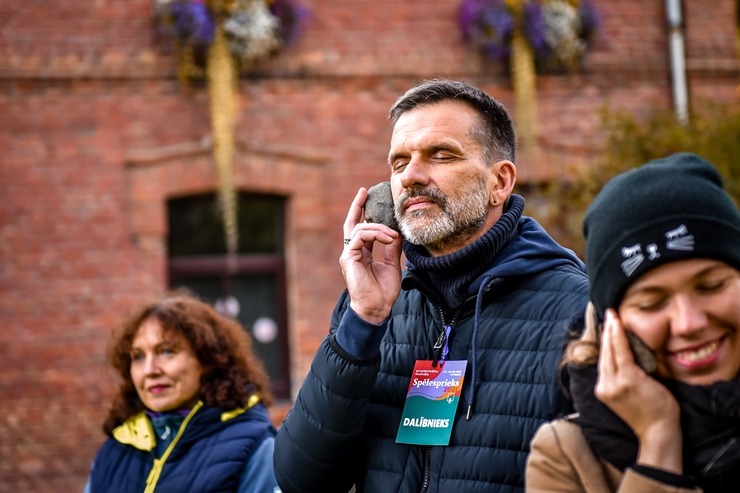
[666,0,689,123]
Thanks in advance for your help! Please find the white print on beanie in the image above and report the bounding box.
[666,224,695,251]
[620,244,644,277]
[620,224,695,277]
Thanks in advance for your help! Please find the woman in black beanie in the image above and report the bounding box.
[526,152,740,493]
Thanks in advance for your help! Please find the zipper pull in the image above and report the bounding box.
[432,325,452,367]
[432,328,446,368]
[146,459,161,486]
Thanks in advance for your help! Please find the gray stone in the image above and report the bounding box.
[364,181,399,232]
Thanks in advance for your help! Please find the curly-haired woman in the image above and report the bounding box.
[85,290,279,493]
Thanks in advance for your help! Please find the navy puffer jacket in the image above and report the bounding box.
[89,402,276,493]
[275,217,589,493]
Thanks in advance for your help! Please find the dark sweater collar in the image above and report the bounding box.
[402,194,524,310]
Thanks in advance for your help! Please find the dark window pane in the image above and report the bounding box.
[168,193,285,256]
[169,274,289,397]
[167,192,290,399]
[168,194,224,255]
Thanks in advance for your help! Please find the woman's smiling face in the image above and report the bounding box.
[618,259,740,386]
[130,318,203,412]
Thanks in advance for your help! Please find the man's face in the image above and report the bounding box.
[388,100,496,256]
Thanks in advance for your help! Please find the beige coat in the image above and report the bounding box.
[526,417,701,493]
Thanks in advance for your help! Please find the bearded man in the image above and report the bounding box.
[274,79,589,493]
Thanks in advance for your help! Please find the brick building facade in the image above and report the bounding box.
[0,1,737,491]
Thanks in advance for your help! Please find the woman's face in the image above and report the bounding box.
[130,318,204,412]
[618,259,740,386]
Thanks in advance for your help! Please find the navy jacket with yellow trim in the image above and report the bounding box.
[88,399,276,493]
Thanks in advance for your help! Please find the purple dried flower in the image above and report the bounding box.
[170,0,215,46]
[458,0,513,60]
[458,0,481,38]
[523,2,546,53]
[578,0,600,44]
[458,0,601,68]
[270,0,311,46]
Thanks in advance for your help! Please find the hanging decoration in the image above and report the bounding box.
[508,0,538,152]
[207,24,239,257]
[458,0,600,150]
[153,0,309,258]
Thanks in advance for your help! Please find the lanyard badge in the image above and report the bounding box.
[395,359,467,446]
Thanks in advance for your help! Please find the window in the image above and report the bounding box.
[167,193,290,399]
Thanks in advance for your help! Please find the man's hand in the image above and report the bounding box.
[341,187,403,325]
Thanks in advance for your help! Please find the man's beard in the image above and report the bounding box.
[395,177,489,252]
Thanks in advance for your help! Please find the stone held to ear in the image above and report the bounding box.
[364,181,399,232]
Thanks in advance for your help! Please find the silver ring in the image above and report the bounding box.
[344,237,351,245]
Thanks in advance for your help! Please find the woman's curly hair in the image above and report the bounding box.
[102,289,273,435]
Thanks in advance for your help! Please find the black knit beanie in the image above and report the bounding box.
[583,152,740,318]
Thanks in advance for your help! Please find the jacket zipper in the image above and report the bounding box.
[424,306,462,492]
[432,307,459,367]
[420,446,432,493]
[144,402,203,493]
[420,286,497,492]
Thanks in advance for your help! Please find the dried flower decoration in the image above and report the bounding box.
[224,1,281,64]
[152,0,309,258]
[154,0,310,82]
[458,0,599,151]
[458,0,599,72]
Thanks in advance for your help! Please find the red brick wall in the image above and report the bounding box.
[0,1,737,491]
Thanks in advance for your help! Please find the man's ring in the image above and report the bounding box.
[344,237,351,245]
